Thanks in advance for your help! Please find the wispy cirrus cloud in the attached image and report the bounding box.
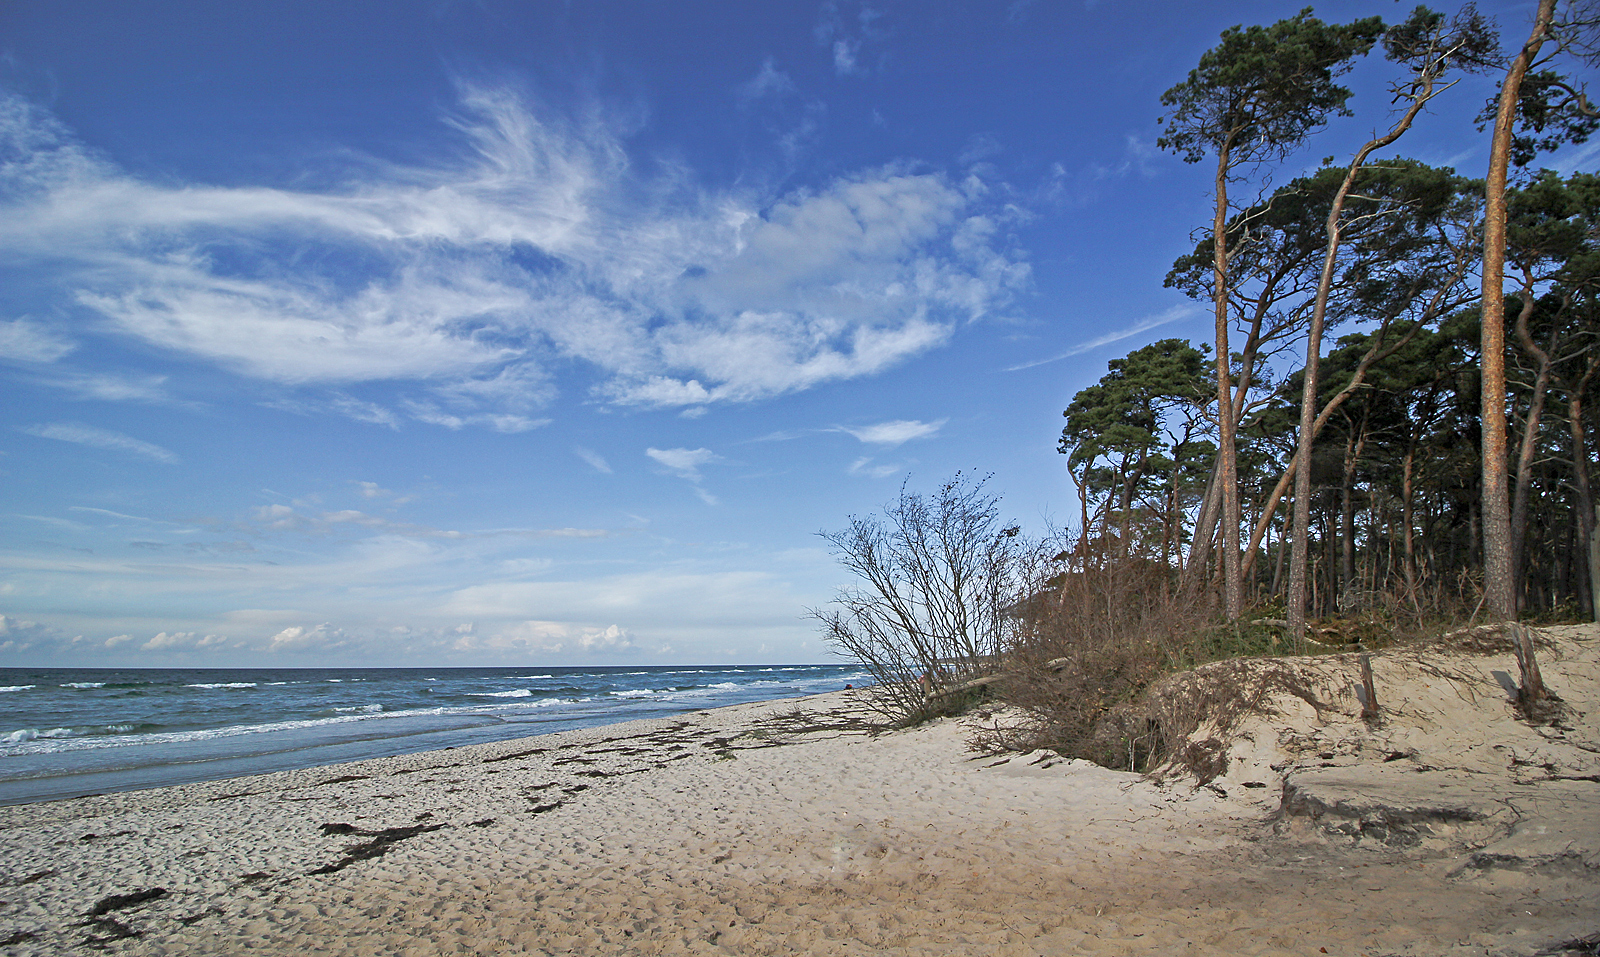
[646,446,718,480]
[0,318,75,363]
[646,446,721,504]
[847,456,902,478]
[574,447,612,473]
[21,422,178,463]
[1004,303,1200,371]
[0,86,1028,423]
[839,418,946,446]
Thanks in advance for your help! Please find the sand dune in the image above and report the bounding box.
[1,624,1596,955]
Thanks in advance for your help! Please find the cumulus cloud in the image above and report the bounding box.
[578,624,635,653]
[0,614,58,653]
[267,622,345,653]
[142,630,224,651]
[840,418,945,446]
[0,87,1027,420]
[22,422,178,463]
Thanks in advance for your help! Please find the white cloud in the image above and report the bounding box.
[816,2,882,77]
[833,39,861,74]
[577,623,635,653]
[575,447,612,473]
[646,446,718,480]
[848,456,902,479]
[739,57,796,103]
[143,630,197,650]
[1004,303,1201,371]
[22,422,178,463]
[268,623,345,653]
[0,318,75,362]
[31,370,174,403]
[0,88,1026,419]
[1090,134,1160,180]
[840,418,945,446]
[332,394,401,429]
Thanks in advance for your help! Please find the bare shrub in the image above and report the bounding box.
[970,542,1212,768]
[810,474,1032,726]
[1137,657,1341,782]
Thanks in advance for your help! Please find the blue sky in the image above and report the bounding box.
[1,0,1593,667]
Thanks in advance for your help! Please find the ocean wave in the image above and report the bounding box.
[608,689,657,698]
[185,682,258,690]
[0,708,410,757]
[0,685,36,693]
[333,704,383,714]
[468,688,534,698]
[5,727,76,744]
[61,682,106,689]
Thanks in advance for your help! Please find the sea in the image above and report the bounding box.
[0,663,866,807]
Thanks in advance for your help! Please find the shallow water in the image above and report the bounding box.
[0,664,864,805]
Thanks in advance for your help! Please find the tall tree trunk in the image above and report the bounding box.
[1340,420,1370,594]
[1403,423,1422,616]
[1510,295,1555,614]
[1211,146,1244,619]
[1481,0,1557,621]
[1569,355,1600,620]
[1183,445,1223,595]
[1286,75,1442,636]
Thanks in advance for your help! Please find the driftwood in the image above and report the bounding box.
[1511,623,1546,710]
[926,672,1009,702]
[926,656,1076,702]
[1359,654,1379,720]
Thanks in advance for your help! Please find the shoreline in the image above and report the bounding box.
[0,665,862,808]
[2,631,1598,955]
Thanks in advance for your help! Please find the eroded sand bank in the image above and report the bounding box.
[2,625,1597,956]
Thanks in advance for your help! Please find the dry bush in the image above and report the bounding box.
[974,534,1523,775]
[811,474,1031,727]
[970,546,1213,769]
[1136,656,1342,782]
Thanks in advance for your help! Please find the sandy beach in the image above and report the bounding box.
[2,625,1597,956]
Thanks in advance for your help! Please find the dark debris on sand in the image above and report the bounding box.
[310,822,446,875]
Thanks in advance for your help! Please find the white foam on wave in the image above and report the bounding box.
[608,689,657,698]
[0,685,36,693]
[61,682,106,689]
[5,727,76,744]
[468,688,534,698]
[186,682,258,690]
[334,704,383,714]
[0,707,410,757]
